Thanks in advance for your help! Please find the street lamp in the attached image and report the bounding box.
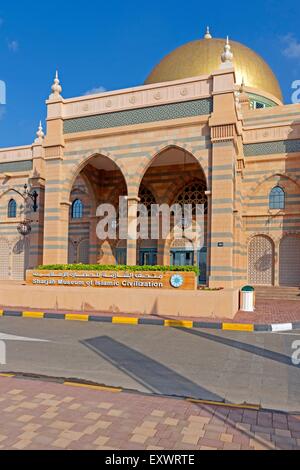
[22,184,39,213]
[17,220,32,237]
[12,183,39,237]
[11,183,38,213]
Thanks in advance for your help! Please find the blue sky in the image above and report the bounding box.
[0,0,299,148]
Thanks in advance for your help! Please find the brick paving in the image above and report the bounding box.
[235,299,300,324]
[0,376,299,450]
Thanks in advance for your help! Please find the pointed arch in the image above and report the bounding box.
[133,144,208,195]
[245,172,300,207]
[65,152,128,200]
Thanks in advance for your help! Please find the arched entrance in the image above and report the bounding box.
[68,154,128,265]
[138,146,208,276]
[279,235,300,286]
[248,235,274,285]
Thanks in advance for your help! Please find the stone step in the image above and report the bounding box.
[254,286,300,301]
[256,295,300,301]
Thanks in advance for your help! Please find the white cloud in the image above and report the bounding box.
[281,33,300,59]
[8,40,19,52]
[84,86,106,95]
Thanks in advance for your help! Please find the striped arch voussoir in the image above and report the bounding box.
[245,172,300,206]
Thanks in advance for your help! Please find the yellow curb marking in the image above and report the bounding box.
[64,381,122,393]
[187,398,260,410]
[2,311,260,334]
[0,373,15,378]
[112,317,138,325]
[65,314,89,322]
[22,312,45,319]
[164,320,193,328]
[222,323,254,332]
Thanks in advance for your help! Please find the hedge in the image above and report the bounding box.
[37,264,199,274]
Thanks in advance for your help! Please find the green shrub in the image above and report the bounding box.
[37,264,199,274]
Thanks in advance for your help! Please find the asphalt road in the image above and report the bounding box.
[0,317,299,412]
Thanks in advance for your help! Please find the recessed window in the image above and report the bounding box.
[71,199,83,219]
[269,186,285,210]
[8,199,17,218]
[255,102,265,109]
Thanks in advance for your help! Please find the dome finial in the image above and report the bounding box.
[220,35,233,68]
[49,70,63,100]
[204,26,212,39]
[35,120,45,143]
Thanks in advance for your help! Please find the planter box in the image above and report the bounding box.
[26,269,197,291]
[2,280,239,319]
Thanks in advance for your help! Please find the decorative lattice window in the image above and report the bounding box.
[175,181,207,215]
[8,199,17,218]
[72,199,83,219]
[269,186,285,210]
[139,186,156,215]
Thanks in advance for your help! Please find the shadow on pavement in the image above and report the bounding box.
[81,335,223,401]
[176,328,298,368]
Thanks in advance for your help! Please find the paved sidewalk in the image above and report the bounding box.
[0,376,299,450]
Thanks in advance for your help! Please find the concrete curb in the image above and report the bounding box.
[0,372,261,411]
[1,309,300,333]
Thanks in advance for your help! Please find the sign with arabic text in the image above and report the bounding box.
[26,270,196,291]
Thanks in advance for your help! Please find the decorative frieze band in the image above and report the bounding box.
[63,99,213,135]
[211,124,235,142]
[60,77,212,120]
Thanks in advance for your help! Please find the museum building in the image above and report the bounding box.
[0,28,300,288]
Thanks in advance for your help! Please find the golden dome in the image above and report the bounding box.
[145,37,283,102]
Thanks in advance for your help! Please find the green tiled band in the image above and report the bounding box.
[64,99,213,134]
[244,139,300,157]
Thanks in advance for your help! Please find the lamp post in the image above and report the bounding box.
[12,183,39,237]
[17,220,32,237]
[11,183,38,213]
[22,184,39,213]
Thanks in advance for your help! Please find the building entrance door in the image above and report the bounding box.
[198,246,207,284]
[279,236,300,286]
[115,248,127,265]
[139,249,157,266]
[171,250,194,266]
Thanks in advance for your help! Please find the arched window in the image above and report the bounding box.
[8,199,17,218]
[71,199,83,219]
[139,185,156,216]
[269,186,285,210]
[175,180,207,215]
